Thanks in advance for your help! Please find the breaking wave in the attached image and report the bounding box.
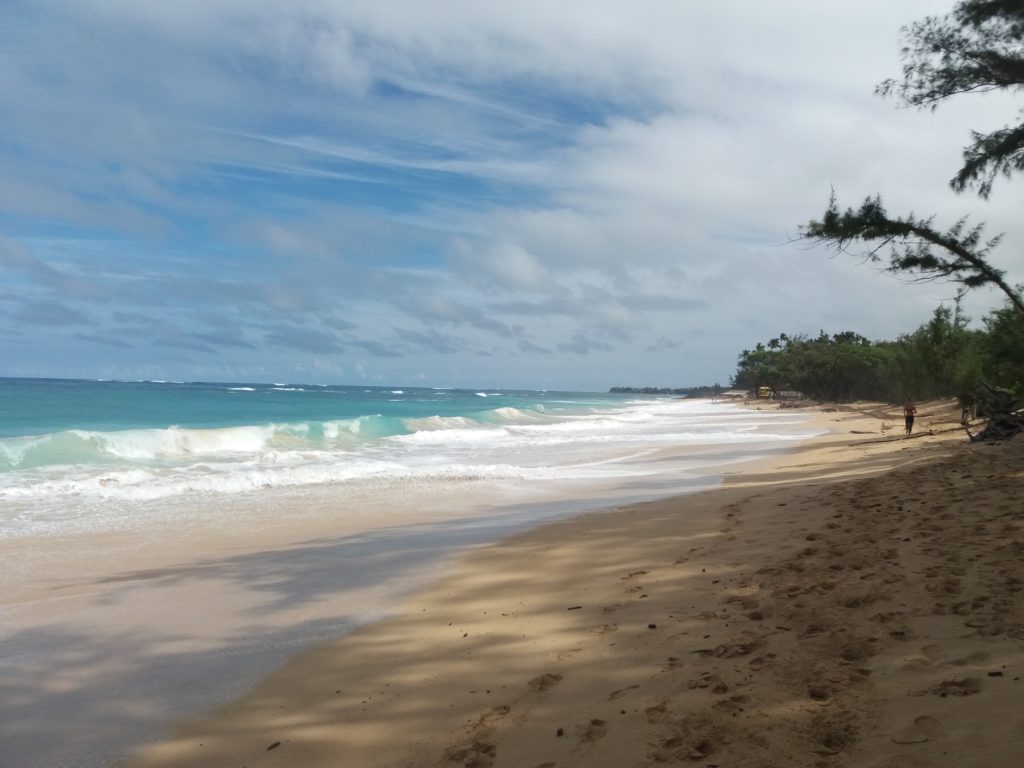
[0,395,822,536]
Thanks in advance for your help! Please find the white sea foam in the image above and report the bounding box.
[322,416,375,438]
[400,415,480,432]
[92,425,277,459]
[0,423,327,471]
[391,426,509,446]
[0,399,823,538]
[488,406,548,423]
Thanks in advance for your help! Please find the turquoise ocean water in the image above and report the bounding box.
[1,377,825,768]
[0,377,821,538]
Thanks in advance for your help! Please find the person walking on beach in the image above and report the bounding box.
[903,398,917,435]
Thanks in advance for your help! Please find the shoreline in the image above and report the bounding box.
[122,400,1024,767]
[0,399,820,768]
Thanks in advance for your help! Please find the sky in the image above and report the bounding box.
[1,1,1021,391]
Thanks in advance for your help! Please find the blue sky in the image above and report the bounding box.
[1,1,1021,390]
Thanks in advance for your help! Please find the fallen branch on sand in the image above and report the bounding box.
[964,384,1024,442]
[964,412,1024,442]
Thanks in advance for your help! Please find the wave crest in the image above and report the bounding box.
[0,419,397,471]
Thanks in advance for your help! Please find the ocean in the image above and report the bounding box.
[0,377,818,539]
[1,377,822,768]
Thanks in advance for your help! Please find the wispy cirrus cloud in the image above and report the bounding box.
[0,0,1020,387]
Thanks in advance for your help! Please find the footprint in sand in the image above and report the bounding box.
[943,650,991,668]
[608,684,639,700]
[951,601,973,616]
[931,677,983,697]
[578,718,608,743]
[748,652,776,672]
[622,569,649,579]
[645,702,668,723]
[926,577,963,596]
[713,694,748,715]
[921,644,944,662]
[839,638,878,663]
[444,740,498,767]
[528,672,563,692]
[807,685,832,703]
[477,705,511,726]
[891,715,944,744]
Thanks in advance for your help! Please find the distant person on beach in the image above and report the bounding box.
[903,398,917,434]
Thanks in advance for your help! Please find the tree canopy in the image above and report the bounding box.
[792,3,1021,437]
[804,193,1024,314]
[803,0,1023,319]
[877,0,1024,198]
[731,298,1019,406]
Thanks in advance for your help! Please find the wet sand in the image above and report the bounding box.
[124,401,1023,767]
[0,407,812,768]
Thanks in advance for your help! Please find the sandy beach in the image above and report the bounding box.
[121,401,1023,768]
[0,398,817,768]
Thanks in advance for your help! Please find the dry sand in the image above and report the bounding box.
[125,402,1023,768]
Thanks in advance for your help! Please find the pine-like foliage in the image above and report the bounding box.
[803,194,1024,314]
[877,0,1024,197]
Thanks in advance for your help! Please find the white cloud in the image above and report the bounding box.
[451,240,552,293]
[1,0,1021,389]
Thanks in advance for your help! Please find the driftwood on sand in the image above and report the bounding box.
[963,383,1024,442]
[964,412,1024,442]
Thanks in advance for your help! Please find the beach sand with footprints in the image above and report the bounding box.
[126,401,1023,768]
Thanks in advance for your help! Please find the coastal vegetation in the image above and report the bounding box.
[803,1,1023,315]
[622,3,1024,433]
[796,0,1022,436]
[731,297,1022,406]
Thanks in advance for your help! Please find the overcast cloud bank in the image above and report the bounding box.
[1,1,1020,389]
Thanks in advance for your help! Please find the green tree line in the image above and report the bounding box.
[732,297,1024,405]
[788,1,1023,419]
